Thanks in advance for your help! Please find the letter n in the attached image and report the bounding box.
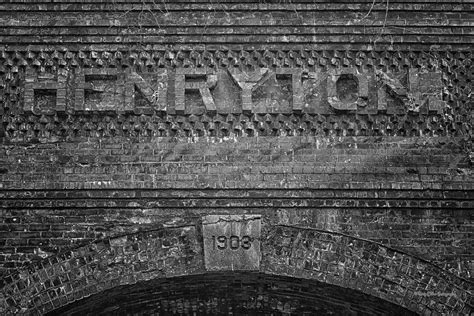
[125,69,168,114]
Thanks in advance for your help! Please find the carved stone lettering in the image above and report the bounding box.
[202,215,261,271]
[24,68,66,114]
[175,69,217,114]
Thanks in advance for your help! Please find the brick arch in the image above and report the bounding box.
[0,225,205,315]
[0,224,472,315]
[261,225,473,315]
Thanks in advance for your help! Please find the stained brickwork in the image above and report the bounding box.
[0,0,473,315]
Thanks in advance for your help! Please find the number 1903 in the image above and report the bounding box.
[211,235,252,250]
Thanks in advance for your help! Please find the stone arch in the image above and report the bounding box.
[0,223,472,315]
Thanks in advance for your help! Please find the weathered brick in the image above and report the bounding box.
[0,0,472,314]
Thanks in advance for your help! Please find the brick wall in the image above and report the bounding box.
[0,0,472,315]
[1,136,472,279]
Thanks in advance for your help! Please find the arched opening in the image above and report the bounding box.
[1,224,471,315]
[49,272,415,316]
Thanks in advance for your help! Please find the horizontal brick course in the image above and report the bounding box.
[1,136,471,189]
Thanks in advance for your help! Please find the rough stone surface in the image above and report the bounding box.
[202,214,261,271]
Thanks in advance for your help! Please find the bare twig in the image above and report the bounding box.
[360,0,377,21]
[381,0,389,36]
[373,0,390,47]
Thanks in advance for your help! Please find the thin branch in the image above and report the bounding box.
[373,0,390,48]
[381,0,389,36]
[360,0,377,21]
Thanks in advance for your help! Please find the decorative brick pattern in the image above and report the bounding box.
[1,49,470,139]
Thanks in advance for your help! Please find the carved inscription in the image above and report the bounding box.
[202,215,261,271]
[211,235,253,250]
[22,67,445,115]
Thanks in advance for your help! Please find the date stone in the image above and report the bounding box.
[202,215,261,271]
